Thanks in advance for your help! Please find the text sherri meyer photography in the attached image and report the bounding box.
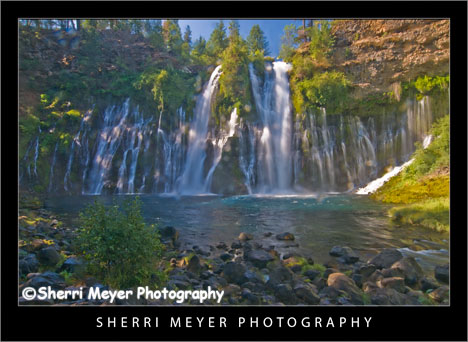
[95,315,373,328]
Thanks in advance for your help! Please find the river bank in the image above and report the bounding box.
[18,200,450,306]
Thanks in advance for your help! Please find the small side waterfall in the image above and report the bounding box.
[33,126,41,177]
[48,142,58,192]
[86,99,131,194]
[177,65,222,194]
[203,107,238,192]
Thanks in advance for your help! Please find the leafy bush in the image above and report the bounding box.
[414,75,449,95]
[77,198,164,288]
[404,115,449,179]
[294,71,351,113]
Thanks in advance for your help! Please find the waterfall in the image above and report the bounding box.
[86,99,130,194]
[249,61,293,193]
[239,121,257,194]
[203,107,238,192]
[33,63,439,196]
[33,126,41,177]
[177,65,222,195]
[48,142,59,192]
[64,108,93,192]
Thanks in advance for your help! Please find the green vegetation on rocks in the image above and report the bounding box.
[77,198,165,288]
[372,115,450,231]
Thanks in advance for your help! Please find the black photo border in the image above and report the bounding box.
[2,1,467,341]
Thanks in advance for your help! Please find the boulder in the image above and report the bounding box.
[428,285,449,303]
[37,246,61,266]
[368,249,403,269]
[60,257,85,274]
[379,277,406,293]
[390,257,423,286]
[186,255,202,274]
[327,272,363,304]
[159,226,179,248]
[421,277,439,292]
[273,283,298,304]
[329,246,359,263]
[220,253,232,262]
[24,239,48,253]
[238,232,253,241]
[244,249,274,268]
[19,254,39,275]
[21,271,65,291]
[266,262,294,287]
[276,232,295,241]
[223,284,241,296]
[319,286,346,299]
[222,262,247,284]
[231,241,242,249]
[368,287,419,305]
[241,288,260,304]
[359,264,377,277]
[351,273,363,288]
[294,282,320,304]
[434,264,449,284]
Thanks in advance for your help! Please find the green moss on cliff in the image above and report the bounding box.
[372,114,449,231]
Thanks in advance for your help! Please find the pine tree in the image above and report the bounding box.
[206,20,228,60]
[246,24,270,56]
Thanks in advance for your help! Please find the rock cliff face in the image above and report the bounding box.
[331,19,449,97]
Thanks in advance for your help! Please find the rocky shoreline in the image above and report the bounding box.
[19,208,449,306]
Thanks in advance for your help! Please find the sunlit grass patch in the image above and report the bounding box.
[389,198,449,232]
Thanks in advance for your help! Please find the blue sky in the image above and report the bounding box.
[178,19,297,57]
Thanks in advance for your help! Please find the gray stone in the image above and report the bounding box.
[244,249,274,268]
[19,254,39,275]
[21,271,65,291]
[274,284,298,304]
[238,232,253,241]
[380,277,406,293]
[434,264,449,284]
[60,257,85,274]
[186,255,202,274]
[222,262,247,284]
[428,285,449,303]
[294,283,320,304]
[276,232,295,241]
[220,253,232,262]
[391,257,423,286]
[37,246,61,266]
[327,273,363,304]
[368,249,403,269]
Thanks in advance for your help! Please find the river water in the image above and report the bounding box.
[44,193,449,275]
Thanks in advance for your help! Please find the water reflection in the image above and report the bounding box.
[44,194,449,274]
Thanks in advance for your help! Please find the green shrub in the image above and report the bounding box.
[77,197,164,289]
[295,71,351,113]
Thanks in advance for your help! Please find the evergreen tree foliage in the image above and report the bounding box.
[247,24,270,56]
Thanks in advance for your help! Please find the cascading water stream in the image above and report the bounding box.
[177,65,222,195]
[48,142,59,192]
[33,126,41,177]
[203,108,238,192]
[86,99,130,194]
[248,61,293,193]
